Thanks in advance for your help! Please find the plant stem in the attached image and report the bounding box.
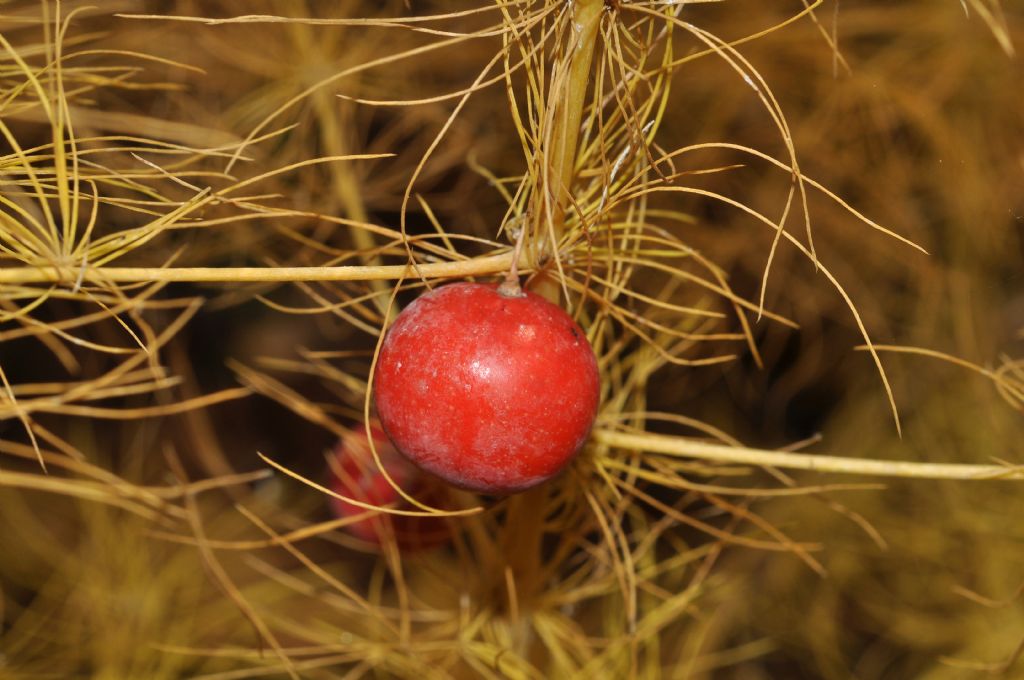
[0,252,518,285]
[595,429,1024,481]
[547,0,603,236]
[501,486,548,615]
[531,0,603,301]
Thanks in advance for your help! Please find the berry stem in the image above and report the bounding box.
[496,219,528,298]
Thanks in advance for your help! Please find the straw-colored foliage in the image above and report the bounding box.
[1,1,1021,677]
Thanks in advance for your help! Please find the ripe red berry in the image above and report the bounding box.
[373,282,600,494]
[330,423,448,549]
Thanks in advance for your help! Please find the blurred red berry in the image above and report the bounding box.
[329,423,449,549]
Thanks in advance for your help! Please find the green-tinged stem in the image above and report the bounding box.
[532,0,603,302]
[548,0,603,233]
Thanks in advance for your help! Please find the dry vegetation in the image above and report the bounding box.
[1,1,1022,678]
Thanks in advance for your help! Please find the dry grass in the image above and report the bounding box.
[1,1,1021,677]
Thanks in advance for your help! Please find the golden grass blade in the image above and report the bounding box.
[598,429,1024,480]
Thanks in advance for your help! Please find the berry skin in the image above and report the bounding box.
[373,282,600,494]
[330,423,448,549]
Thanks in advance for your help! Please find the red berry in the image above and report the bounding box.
[373,282,600,494]
[330,423,448,549]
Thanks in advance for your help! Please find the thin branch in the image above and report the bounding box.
[0,252,520,285]
[595,429,1024,481]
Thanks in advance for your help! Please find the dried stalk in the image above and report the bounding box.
[597,429,1024,481]
[0,252,519,285]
